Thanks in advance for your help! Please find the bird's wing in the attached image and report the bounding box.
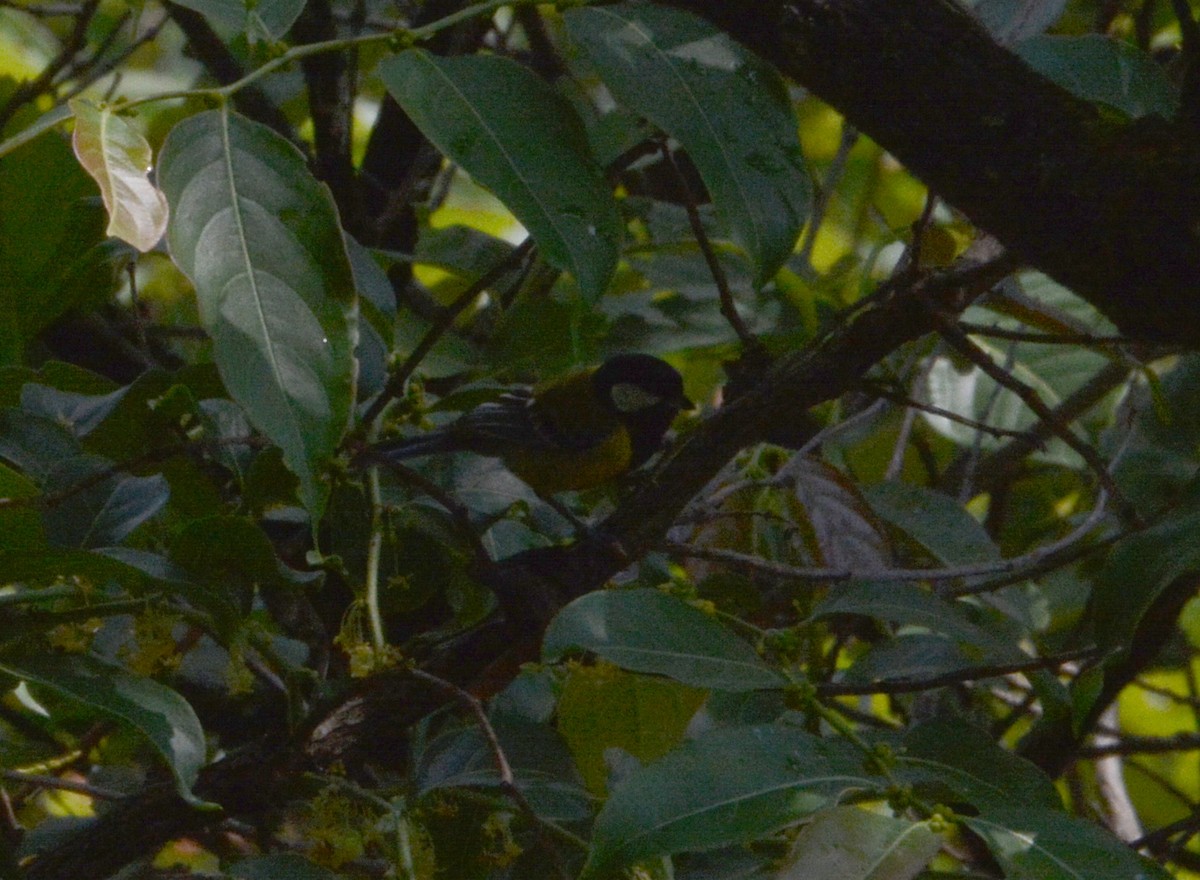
[448,390,550,453]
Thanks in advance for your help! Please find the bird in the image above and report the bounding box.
[359,354,693,495]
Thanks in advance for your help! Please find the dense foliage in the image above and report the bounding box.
[4,0,1200,877]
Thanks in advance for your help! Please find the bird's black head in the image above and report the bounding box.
[592,354,693,467]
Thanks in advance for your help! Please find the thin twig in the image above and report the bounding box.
[956,321,1132,348]
[372,460,491,570]
[62,13,170,105]
[668,483,1111,590]
[0,770,124,802]
[408,668,576,878]
[860,381,1033,440]
[0,0,100,132]
[816,648,1095,696]
[360,237,535,428]
[926,305,1134,517]
[659,141,757,348]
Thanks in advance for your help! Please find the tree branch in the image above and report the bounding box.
[662,0,1200,346]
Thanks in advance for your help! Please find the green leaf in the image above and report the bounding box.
[0,546,186,589]
[862,482,998,565]
[41,458,169,549]
[1111,354,1200,515]
[0,102,71,162]
[159,109,357,518]
[0,409,79,480]
[169,516,291,627]
[581,724,875,878]
[776,807,940,880]
[0,461,43,550]
[379,50,621,301]
[840,633,981,685]
[557,665,707,794]
[965,807,1172,879]
[542,589,785,691]
[1092,479,1200,652]
[168,0,305,39]
[897,718,1062,812]
[1016,35,1178,119]
[20,382,130,438]
[0,107,107,363]
[972,0,1066,45]
[416,716,591,821]
[0,652,207,805]
[413,223,516,281]
[565,2,810,286]
[69,100,168,252]
[811,581,1023,661]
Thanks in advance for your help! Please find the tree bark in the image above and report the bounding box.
[663,0,1200,345]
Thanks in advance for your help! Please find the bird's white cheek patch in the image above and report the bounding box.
[611,382,662,412]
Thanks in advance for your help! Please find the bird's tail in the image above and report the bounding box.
[352,431,466,467]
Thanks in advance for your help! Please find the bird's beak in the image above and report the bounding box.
[676,393,696,411]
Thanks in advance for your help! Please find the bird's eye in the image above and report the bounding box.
[610,382,663,412]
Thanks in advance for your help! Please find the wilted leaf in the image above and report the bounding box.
[70,100,168,251]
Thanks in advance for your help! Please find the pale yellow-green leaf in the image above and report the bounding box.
[70,99,169,252]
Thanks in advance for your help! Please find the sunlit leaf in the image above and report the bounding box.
[380,50,621,301]
[557,664,706,794]
[70,100,168,252]
[159,109,357,518]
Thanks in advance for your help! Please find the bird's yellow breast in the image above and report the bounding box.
[503,426,633,495]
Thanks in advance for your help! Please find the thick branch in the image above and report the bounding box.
[482,252,1018,627]
[663,0,1200,346]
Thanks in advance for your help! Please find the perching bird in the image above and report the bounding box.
[360,354,693,495]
